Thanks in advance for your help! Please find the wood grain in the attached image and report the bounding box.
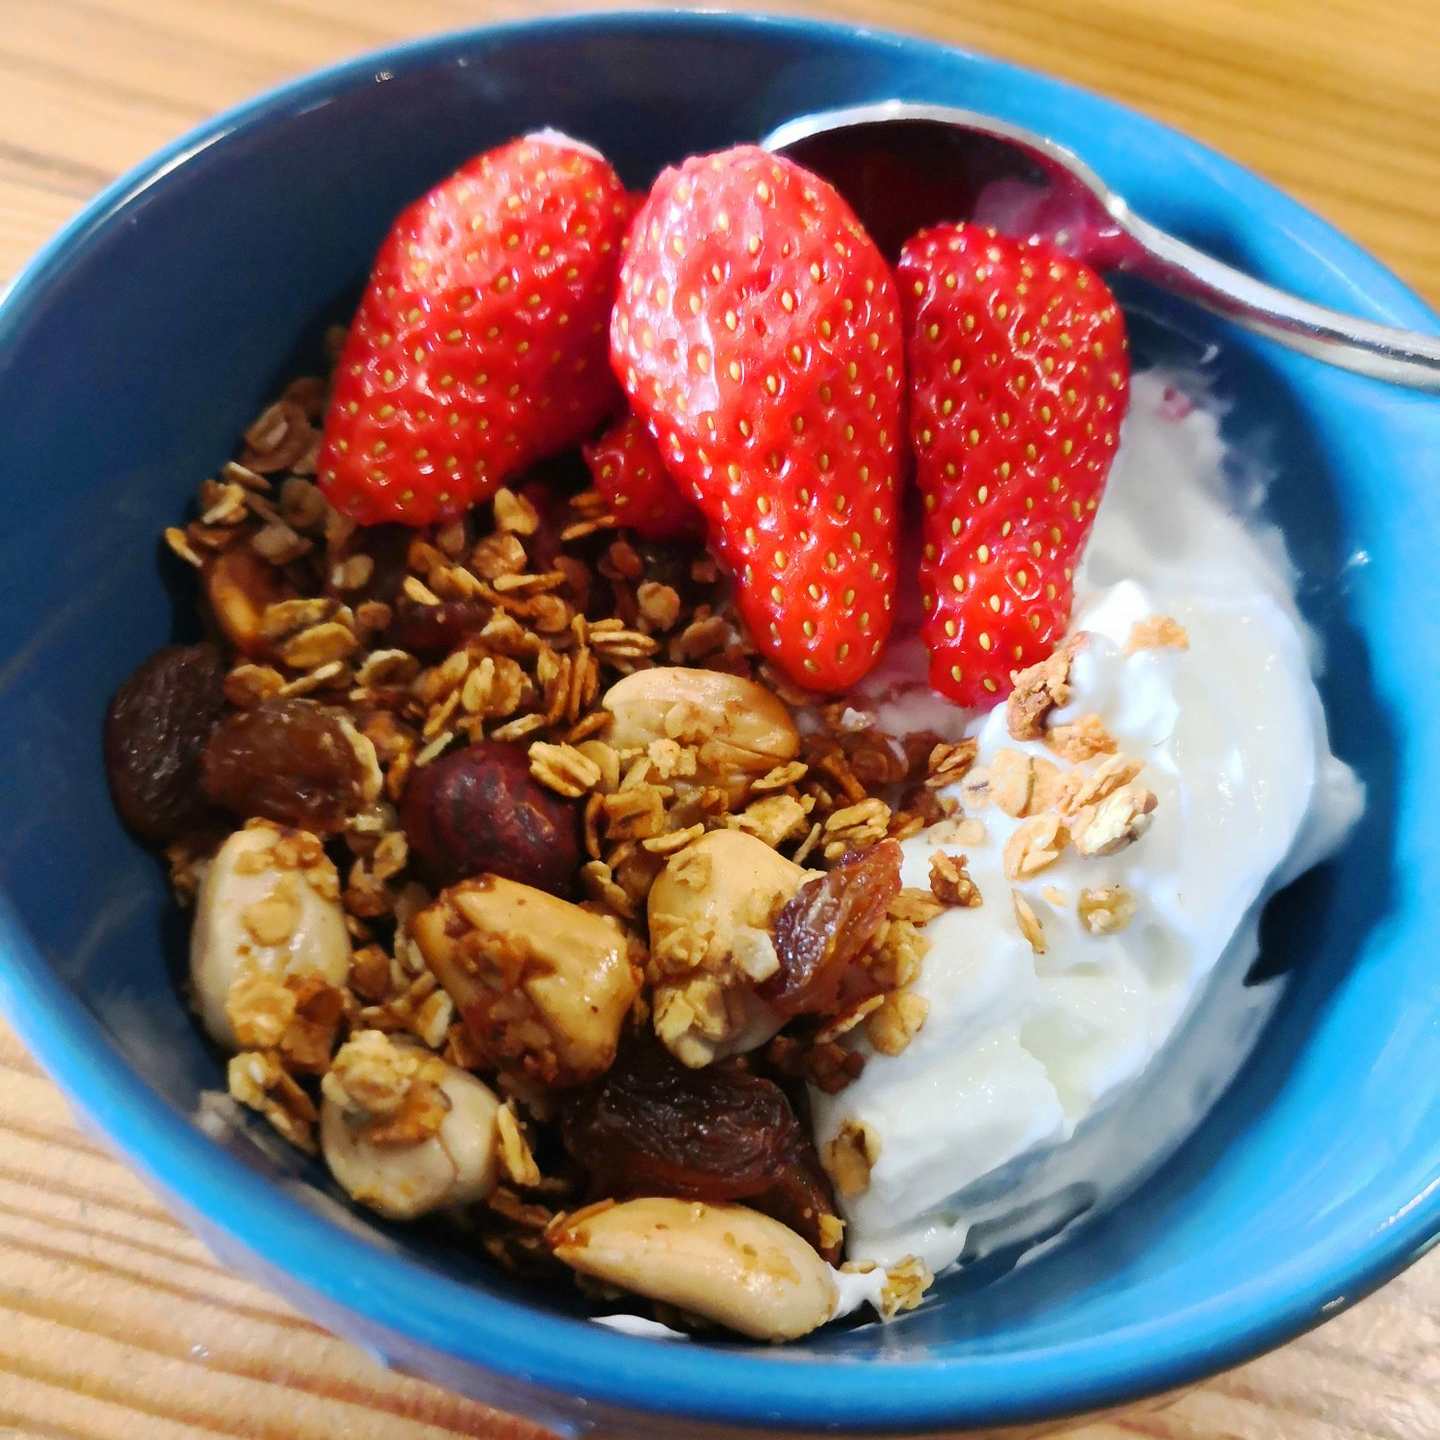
[2,3,1437,1437]
[2,0,1438,302]
[1,1014,1436,1440]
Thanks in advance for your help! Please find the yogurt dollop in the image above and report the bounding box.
[813,372,1363,1273]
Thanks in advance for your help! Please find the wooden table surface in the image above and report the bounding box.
[2,2,1437,1437]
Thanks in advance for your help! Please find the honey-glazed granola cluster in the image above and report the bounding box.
[106,359,1175,1341]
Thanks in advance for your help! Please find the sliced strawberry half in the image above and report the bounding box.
[318,134,632,526]
[611,146,905,691]
[898,222,1130,705]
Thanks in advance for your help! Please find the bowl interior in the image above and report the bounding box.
[1,14,1438,1432]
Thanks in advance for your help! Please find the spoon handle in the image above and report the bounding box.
[1122,213,1440,392]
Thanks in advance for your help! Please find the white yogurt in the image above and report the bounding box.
[813,372,1363,1273]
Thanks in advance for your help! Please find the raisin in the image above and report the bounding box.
[761,840,903,1018]
[400,741,579,894]
[384,599,491,656]
[562,1041,841,1260]
[201,698,365,834]
[104,643,227,843]
[841,731,910,787]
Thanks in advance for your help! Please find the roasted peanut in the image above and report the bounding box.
[549,1197,837,1341]
[321,1051,501,1221]
[410,876,641,1087]
[649,831,808,968]
[190,820,350,1050]
[647,831,812,1066]
[602,668,799,799]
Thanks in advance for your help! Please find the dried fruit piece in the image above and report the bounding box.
[400,741,579,894]
[384,599,492,656]
[104,643,227,843]
[201,698,374,834]
[762,840,902,1018]
[562,1041,840,1260]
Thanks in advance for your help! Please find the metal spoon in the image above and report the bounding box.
[763,101,1440,392]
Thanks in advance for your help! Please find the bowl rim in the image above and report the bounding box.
[2,9,1439,1432]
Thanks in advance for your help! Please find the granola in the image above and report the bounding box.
[1071,783,1158,857]
[1078,885,1139,935]
[1006,636,1083,740]
[1046,712,1117,763]
[1126,614,1190,653]
[929,852,982,908]
[1002,814,1069,881]
[1011,889,1047,955]
[1056,755,1144,817]
[865,990,929,1056]
[822,1118,882,1199]
[113,365,1071,1339]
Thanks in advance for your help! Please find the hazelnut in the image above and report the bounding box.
[400,741,580,895]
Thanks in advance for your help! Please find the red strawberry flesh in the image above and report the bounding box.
[319,135,632,527]
[583,411,703,541]
[612,146,905,691]
[898,223,1129,706]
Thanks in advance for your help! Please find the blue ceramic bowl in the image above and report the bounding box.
[1,13,1438,1436]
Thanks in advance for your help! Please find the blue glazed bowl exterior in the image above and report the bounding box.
[1,13,1437,1436]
